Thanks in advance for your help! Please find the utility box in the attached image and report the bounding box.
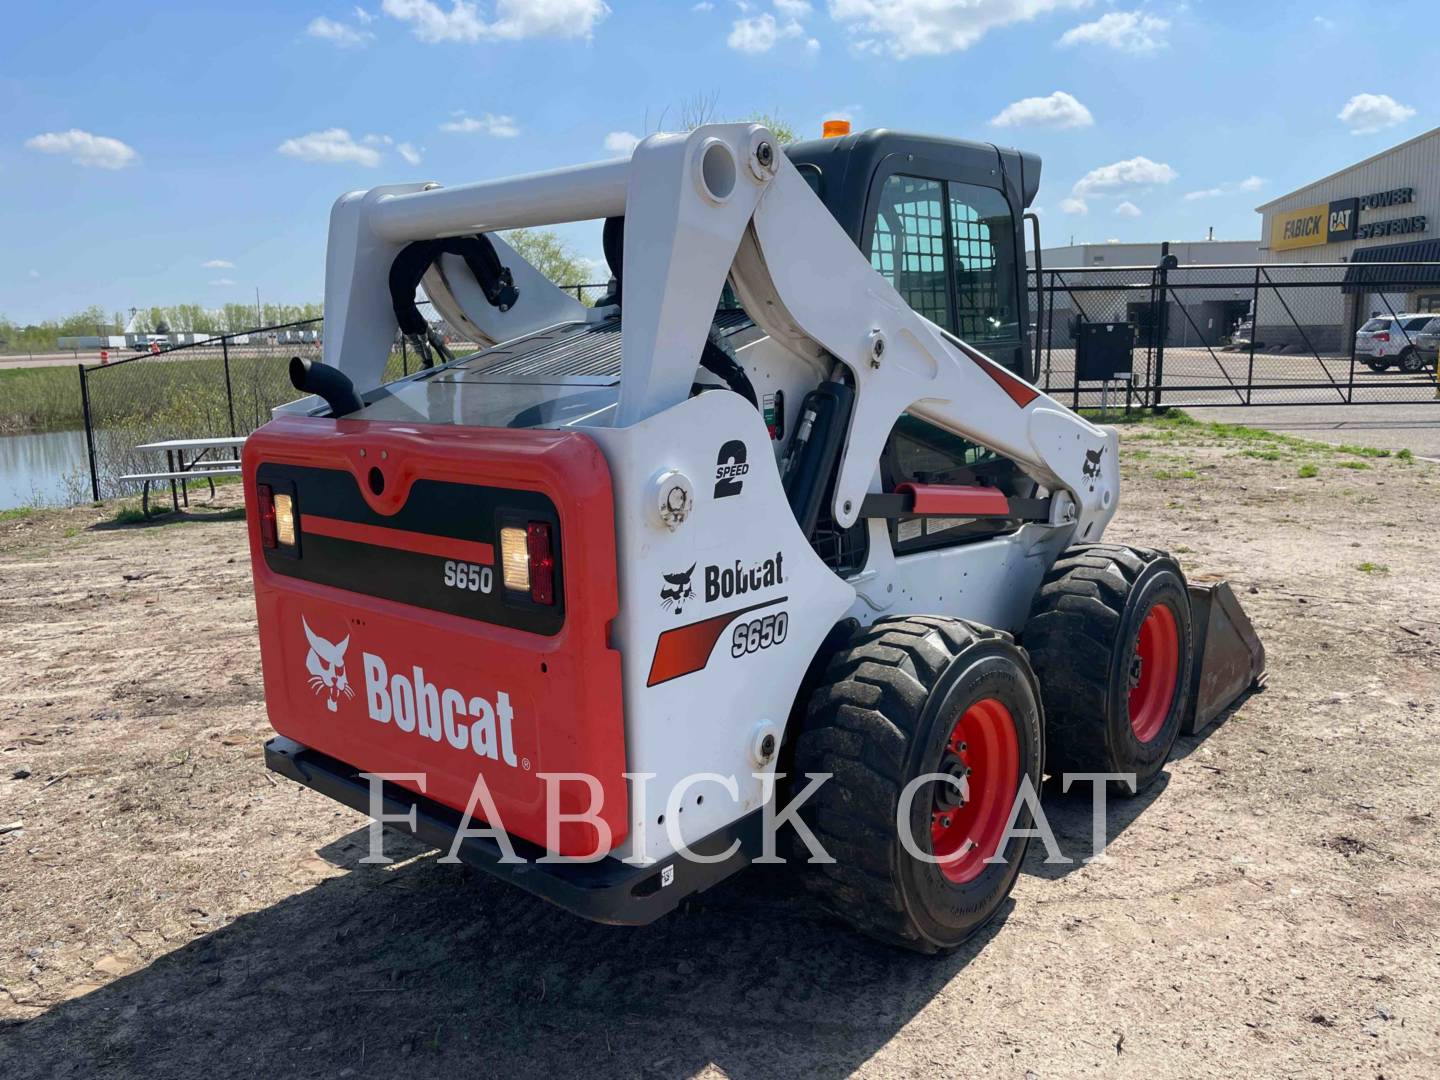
[1076,321,1135,382]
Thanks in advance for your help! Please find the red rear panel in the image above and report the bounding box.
[243,415,625,856]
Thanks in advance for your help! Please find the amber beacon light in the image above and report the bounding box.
[822,119,851,138]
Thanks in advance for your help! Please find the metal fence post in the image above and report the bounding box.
[78,364,100,502]
[401,336,408,376]
[1151,243,1171,412]
[1246,265,1259,405]
[221,333,237,437]
[1345,286,1362,404]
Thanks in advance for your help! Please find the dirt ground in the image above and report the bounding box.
[1,418,1438,1079]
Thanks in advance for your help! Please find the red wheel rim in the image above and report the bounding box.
[930,697,1020,885]
[1128,602,1180,742]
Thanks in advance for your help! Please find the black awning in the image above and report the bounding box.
[1342,239,1440,293]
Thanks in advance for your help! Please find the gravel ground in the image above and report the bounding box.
[1,418,1437,1079]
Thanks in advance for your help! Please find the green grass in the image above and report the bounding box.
[1152,468,1199,480]
[1337,460,1370,470]
[1298,463,1319,478]
[0,366,83,433]
[110,503,149,525]
[0,506,35,522]
[1356,562,1389,574]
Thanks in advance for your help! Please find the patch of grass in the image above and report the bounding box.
[0,506,36,522]
[1356,562,1389,574]
[110,503,150,525]
[0,366,84,433]
[1337,460,1370,470]
[1240,448,1284,461]
[1398,448,1414,461]
[1298,463,1319,478]
[1335,443,1392,459]
[1152,468,1200,480]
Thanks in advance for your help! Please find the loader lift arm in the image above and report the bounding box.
[317,123,1117,541]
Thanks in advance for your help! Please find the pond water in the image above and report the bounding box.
[0,429,89,510]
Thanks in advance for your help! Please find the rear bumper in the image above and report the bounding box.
[265,736,761,926]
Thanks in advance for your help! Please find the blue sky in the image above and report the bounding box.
[2,0,1435,323]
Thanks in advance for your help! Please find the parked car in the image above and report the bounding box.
[1416,322,1440,370]
[1355,314,1439,373]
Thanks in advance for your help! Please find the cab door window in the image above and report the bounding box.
[949,183,1018,344]
[869,174,1018,346]
[869,176,953,331]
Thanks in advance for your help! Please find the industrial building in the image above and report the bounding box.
[1254,125,1440,348]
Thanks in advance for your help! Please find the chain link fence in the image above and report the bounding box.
[76,264,1439,500]
[1029,260,1440,409]
[76,290,611,502]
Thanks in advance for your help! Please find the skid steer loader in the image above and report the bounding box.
[244,123,1264,952]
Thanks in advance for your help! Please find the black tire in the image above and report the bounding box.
[793,616,1044,954]
[1364,360,1388,372]
[1024,545,1192,797]
[1399,348,1427,374]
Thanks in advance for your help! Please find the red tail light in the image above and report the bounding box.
[526,522,555,605]
[1376,332,1390,342]
[256,483,277,548]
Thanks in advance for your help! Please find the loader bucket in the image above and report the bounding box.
[1184,581,1266,735]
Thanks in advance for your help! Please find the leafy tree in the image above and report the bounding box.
[500,228,593,286]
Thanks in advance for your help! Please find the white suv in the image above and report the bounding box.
[1356,314,1439,373]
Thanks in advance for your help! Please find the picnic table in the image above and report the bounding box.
[121,436,247,515]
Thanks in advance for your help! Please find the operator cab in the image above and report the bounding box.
[785,128,1040,380]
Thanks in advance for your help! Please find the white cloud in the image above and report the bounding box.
[728,12,804,52]
[1060,197,1088,215]
[28,269,40,279]
[1115,200,1141,217]
[990,90,1093,129]
[440,112,520,137]
[1337,93,1416,135]
[829,0,1089,59]
[381,0,609,43]
[775,0,812,15]
[1313,15,1335,30]
[1058,11,1169,53]
[1072,155,1177,197]
[202,259,235,269]
[306,15,372,46]
[693,1,715,9]
[806,35,821,52]
[1183,176,1265,201]
[354,5,376,22]
[604,130,641,156]
[397,141,423,165]
[277,128,383,166]
[24,129,137,169]
[210,278,237,287]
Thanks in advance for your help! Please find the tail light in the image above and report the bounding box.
[499,520,558,606]
[526,522,555,605]
[1376,332,1391,342]
[256,484,277,548]
[255,483,299,552]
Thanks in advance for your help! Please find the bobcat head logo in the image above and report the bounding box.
[303,617,353,713]
[660,564,696,615]
[1082,447,1104,488]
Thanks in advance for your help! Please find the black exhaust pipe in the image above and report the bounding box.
[289,356,363,418]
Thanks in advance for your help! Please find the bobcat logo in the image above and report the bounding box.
[1082,447,1104,486]
[660,564,697,615]
[303,617,354,713]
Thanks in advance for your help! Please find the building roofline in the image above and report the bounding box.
[1254,125,1440,212]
